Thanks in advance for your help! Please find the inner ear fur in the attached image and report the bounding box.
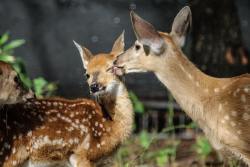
[170,6,192,47]
[130,11,165,55]
[111,31,125,56]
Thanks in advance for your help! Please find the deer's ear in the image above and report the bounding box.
[130,11,165,55]
[111,31,125,55]
[170,6,192,47]
[73,41,93,69]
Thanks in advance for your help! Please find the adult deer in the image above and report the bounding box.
[113,6,250,165]
[0,32,133,167]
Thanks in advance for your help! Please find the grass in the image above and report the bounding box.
[115,132,244,167]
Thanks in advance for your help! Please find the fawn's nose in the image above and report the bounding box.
[90,83,99,93]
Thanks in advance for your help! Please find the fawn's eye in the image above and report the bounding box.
[14,76,19,83]
[85,73,90,79]
[135,45,141,50]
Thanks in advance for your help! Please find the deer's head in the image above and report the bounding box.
[113,6,192,74]
[74,32,125,98]
[0,61,33,104]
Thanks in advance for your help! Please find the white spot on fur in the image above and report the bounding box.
[214,88,220,93]
[12,160,17,165]
[204,89,209,93]
[56,130,61,134]
[244,87,250,93]
[27,131,32,137]
[12,148,16,154]
[53,102,58,106]
[195,82,200,87]
[101,141,105,145]
[241,94,246,103]
[224,115,230,120]
[187,74,193,80]
[218,104,222,112]
[82,134,90,150]
[243,113,250,120]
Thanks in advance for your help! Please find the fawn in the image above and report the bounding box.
[113,6,250,165]
[0,61,33,105]
[0,32,133,167]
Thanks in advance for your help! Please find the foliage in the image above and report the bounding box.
[228,159,241,167]
[139,130,151,149]
[0,32,57,97]
[129,91,145,114]
[193,136,212,161]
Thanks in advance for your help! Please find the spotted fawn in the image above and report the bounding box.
[0,61,33,105]
[0,32,133,167]
[113,6,250,165]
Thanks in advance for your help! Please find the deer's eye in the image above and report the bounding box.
[85,73,90,79]
[135,45,141,50]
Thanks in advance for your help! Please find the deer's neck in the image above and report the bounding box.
[99,83,133,141]
[154,49,217,122]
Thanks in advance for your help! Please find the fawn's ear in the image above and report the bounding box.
[130,11,165,55]
[73,41,93,69]
[111,31,125,55]
[170,6,192,47]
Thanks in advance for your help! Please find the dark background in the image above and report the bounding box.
[0,0,249,101]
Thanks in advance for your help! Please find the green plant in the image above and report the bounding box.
[0,32,57,97]
[129,91,145,114]
[146,140,180,167]
[139,130,151,149]
[193,136,212,162]
[156,142,179,167]
[228,159,241,167]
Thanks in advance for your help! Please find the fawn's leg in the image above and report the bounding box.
[2,145,29,167]
[69,153,93,167]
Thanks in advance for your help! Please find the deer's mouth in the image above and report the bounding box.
[91,86,106,97]
[108,66,125,76]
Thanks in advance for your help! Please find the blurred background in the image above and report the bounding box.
[0,0,249,166]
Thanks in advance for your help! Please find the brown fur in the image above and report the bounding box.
[0,33,133,167]
[114,8,250,165]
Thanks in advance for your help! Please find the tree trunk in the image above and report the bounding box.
[189,0,249,77]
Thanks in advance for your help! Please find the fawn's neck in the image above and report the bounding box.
[99,82,133,141]
[154,48,219,122]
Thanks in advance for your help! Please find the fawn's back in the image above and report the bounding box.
[0,97,117,166]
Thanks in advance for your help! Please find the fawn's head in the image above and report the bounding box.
[113,6,192,74]
[0,61,33,104]
[74,32,125,98]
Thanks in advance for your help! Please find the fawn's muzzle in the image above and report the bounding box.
[90,83,100,93]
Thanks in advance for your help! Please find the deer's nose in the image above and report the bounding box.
[90,83,99,93]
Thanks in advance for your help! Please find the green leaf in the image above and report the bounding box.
[19,73,32,88]
[0,54,16,63]
[3,39,25,51]
[33,77,48,97]
[139,130,151,149]
[193,136,212,159]
[0,32,9,45]
[129,91,145,114]
[156,155,168,167]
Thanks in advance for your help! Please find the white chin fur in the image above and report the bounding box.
[105,81,123,96]
[126,68,147,73]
